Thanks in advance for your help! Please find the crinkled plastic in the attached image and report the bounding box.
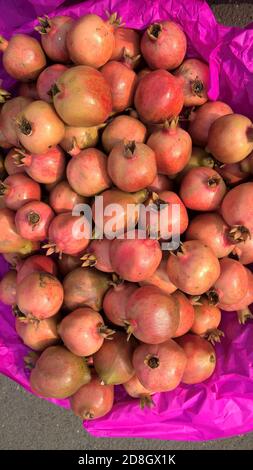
[1,0,253,441]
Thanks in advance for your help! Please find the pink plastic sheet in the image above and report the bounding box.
[1,0,253,441]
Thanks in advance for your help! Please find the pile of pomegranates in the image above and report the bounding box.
[0,10,253,423]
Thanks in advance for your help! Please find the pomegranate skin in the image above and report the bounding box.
[174,58,209,107]
[63,267,110,311]
[16,255,57,284]
[188,101,233,146]
[102,115,147,153]
[36,64,68,103]
[132,340,187,392]
[233,237,253,265]
[53,65,112,127]
[219,268,253,313]
[0,270,17,305]
[67,148,111,197]
[0,34,46,80]
[217,162,249,187]
[15,314,60,351]
[4,149,25,176]
[66,14,115,68]
[167,240,220,296]
[140,257,177,295]
[172,291,195,338]
[185,213,234,258]
[221,182,253,235]
[0,208,37,255]
[110,231,162,282]
[30,345,91,399]
[1,97,32,147]
[125,285,180,343]
[147,174,173,193]
[93,332,136,385]
[58,307,112,356]
[15,146,66,185]
[18,82,39,100]
[0,174,41,211]
[57,254,82,276]
[103,282,138,326]
[101,61,137,112]
[147,124,192,176]
[213,258,248,306]
[107,141,157,193]
[15,201,54,242]
[60,125,101,156]
[111,27,140,61]
[123,375,154,400]
[49,181,86,214]
[70,375,114,420]
[141,21,186,70]
[16,101,65,155]
[82,239,114,273]
[180,167,226,212]
[191,298,221,336]
[38,16,74,63]
[176,335,216,384]
[134,69,184,124]
[207,114,253,164]
[16,272,64,320]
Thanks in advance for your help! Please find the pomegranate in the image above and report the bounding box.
[70,375,114,420]
[4,149,25,175]
[134,70,184,124]
[137,68,151,83]
[0,34,46,80]
[15,314,60,351]
[140,257,177,295]
[16,272,64,320]
[53,65,112,127]
[16,101,65,154]
[15,201,54,241]
[180,167,226,211]
[1,96,32,146]
[81,239,114,273]
[139,191,188,240]
[176,146,215,182]
[233,236,253,265]
[58,307,114,356]
[174,58,209,107]
[0,270,17,305]
[107,141,157,192]
[220,268,253,324]
[101,60,137,112]
[67,148,111,197]
[60,125,102,156]
[188,101,233,146]
[110,231,162,282]
[36,64,68,103]
[18,82,39,100]
[125,285,179,343]
[111,27,140,61]
[13,146,65,185]
[0,208,36,255]
[16,255,57,284]
[0,174,41,211]
[167,241,220,295]
[66,13,117,68]
[185,213,234,258]
[176,335,216,384]
[132,340,187,392]
[93,332,136,385]
[221,182,253,236]
[207,114,253,164]
[172,291,195,338]
[141,21,186,70]
[30,345,91,398]
[49,181,86,214]
[123,375,154,409]
[191,298,223,344]
[102,115,147,153]
[216,162,249,187]
[147,120,192,176]
[92,188,148,237]
[57,254,82,276]
[211,257,248,306]
[147,174,173,192]
[63,267,110,311]
[43,212,91,257]
[103,282,138,326]
[36,15,73,62]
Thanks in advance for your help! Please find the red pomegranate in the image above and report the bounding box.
[147,174,173,193]
[191,298,223,344]
[102,115,147,153]
[140,257,177,295]
[111,27,140,61]
[13,146,65,185]
[49,181,86,214]
[81,239,114,273]
[0,174,41,211]
[221,182,253,236]
[233,236,253,265]
[60,125,101,156]
[4,149,25,176]
[103,282,138,326]
[0,208,37,255]
[220,268,253,324]
[15,201,54,242]
[36,64,68,103]
[174,58,209,107]
[123,375,154,409]
[176,335,216,384]
[101,60,137,113]
[172,291,195,338]
[16,255,57,284]
[216,162,249,187]
[188,101,233,146]
[70,375,114,420]
[212,257,248,307]
[1,96,32,146]
[15,314,60,351]
[36,15,74,63]
[180,167,226,211]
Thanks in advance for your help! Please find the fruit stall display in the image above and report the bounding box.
[0,0,253,441]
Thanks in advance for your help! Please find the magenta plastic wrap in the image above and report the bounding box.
[0,0,253,441]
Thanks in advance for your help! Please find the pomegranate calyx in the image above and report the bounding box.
[122,48,141,69]
[237,307,253,325]
[140,395,155,409]
[13,147,31,167]
[83,410,95,420]
[27,211,40,226]
[147,23,162,41]
[228,225,251,244]
[42,242,62,258]
[204,328,224,345]
[50,83,60,97]
[0,35,8,51]
[145,354,160,369]
[106,11,122,27]
[123,320,135,341]
[17,117,32,136]
[81,253,97,268]
[0,181,9,197]
[24,351,39,370]
[0,88,11,103]
[207,175,221,188]
[109,273,124,288]
[206,289,219,306]
[123,140,136,158]
[35,15,51,34]
[191,78,204,97]
[12,305,27,321]
[99,324,115,340]
[190,295,203,306]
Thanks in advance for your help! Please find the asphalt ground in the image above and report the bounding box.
[0,1,253,450]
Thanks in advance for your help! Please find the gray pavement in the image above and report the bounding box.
[1,1,253,450]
